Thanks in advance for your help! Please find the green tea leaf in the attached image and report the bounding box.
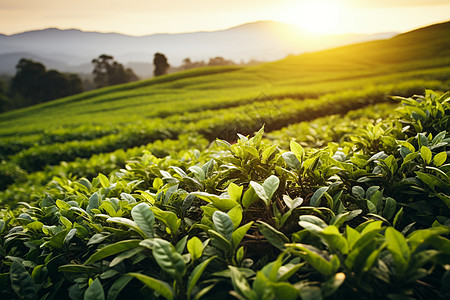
[311,187,329,207]
[108,275,133,300]
[187,237,203,261]
[351,186,365,198]
[262,144,278,163]
[385,227,410,274]
[128,273,173,300]
[191,192,240,211]
[242,186,257,208]
[322,226,349,254]
[287,243,335,277]
[433,151,447,167]
[228,182,243,202]
[232,221,254,249]
[84,278,105,300]
[382,197,397,220]
[10,260,36,300]
[420,146,432,164]
[250,181,270,207]
[258,221,289,250]
[150,207,181,235]
[110,247,143,267]
[262,175,280,201]
[88,192,100,211]
[97,173,110,188]
[228,266,255,300]
[85,240,141,265]
[152,238,186,279]
[107,217,146,238]
[213,211,234,240]
[187,257,215,299]
[290,140,305,162]
[227,205,243,229]
[131,203,155,238]
[322,273,345,298]
[282,152,301,170]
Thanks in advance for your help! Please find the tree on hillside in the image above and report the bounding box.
[207,56,235,66]
[91,54,138,88]
[153,53,170,76]
[180,58,206,70]
[0,79,12,113]
[11,59,46,100]
[10,58,83,106]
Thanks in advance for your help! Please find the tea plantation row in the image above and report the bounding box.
[0,90,448,299]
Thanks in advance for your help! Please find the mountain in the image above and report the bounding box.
[0,21,397,78]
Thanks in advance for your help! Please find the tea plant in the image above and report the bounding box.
[0,90,449,299]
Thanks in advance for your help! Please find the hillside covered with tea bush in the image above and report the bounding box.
[0,21,449,300]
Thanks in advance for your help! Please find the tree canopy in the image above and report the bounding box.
[153,53,170,76]
[10,58,83,106]
[91,54,138,88]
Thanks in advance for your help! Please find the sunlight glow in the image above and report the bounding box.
[282,0,347,34]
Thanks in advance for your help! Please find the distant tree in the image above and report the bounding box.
[92,54,113,88]
[11,59,46,99]
[0,79,12,113]
[180,58,206,71]
[153,53,170,76]
[207,56,235,66]
[67,74,84,95]
[40,70,74,100]
[9,58,83,108]
[91,54,138,88]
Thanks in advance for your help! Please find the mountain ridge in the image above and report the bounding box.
[0,21,398,78]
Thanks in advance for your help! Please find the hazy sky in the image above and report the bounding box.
[1,0,449,35]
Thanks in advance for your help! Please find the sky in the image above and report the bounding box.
[1,0,449,36]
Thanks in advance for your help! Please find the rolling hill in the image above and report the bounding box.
[0,21,449,134]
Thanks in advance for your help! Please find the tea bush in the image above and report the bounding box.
[0,90,448,299]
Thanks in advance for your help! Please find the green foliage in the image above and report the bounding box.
[1,27,450,298]
[0,90,448,299]
[10,58,83,108]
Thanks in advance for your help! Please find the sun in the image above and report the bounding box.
[281,0,346,34]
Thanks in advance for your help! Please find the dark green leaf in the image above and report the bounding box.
[257,221,289,250]
[383,197,397,220]
[385,227,410,274]
[10,260,36,300]
[282,152,300,170]
[58,265,99,274]
[108,275,133,300]
[128,273,173,300]
[84,278,105,300]
[311,187,329,207]
[187,257,215,298]
[151,238,186,279]
[85,240,141,265]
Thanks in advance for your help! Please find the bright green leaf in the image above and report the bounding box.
[187,237,203,261]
